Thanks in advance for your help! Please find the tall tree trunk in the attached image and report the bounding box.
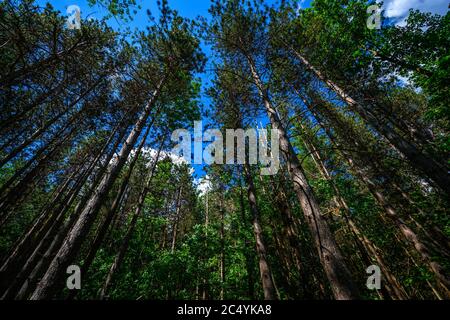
[67,116,162,300]
[313,111,450,296]
[245,53,359,300]
[289,48,449,194]
[219,193,225,300]
[242,164,276,300]
[238,174,255,300]
[0,126,124,300]
[0,161,87,298]
[98,135,163,299]
[299,122,409,300]
[269,175,316,299]
[30,77,165,300]
[171,186,183,253]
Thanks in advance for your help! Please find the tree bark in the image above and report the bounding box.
[290,48,449,194]
[242,164,276,300]
[299,122,409,300]
[245,53,359,300]
[30,77,165,300]
[98,135,163,299]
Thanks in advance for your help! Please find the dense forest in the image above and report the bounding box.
[0,0,449,300]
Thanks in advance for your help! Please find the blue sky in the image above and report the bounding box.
[34,0,296,180]
[35,0,225,179]
[379,0,449,25]
[34,0,448,181]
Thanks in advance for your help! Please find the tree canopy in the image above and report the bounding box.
[0,0,448,301]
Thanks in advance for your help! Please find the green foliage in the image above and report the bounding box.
[0,0,448,301]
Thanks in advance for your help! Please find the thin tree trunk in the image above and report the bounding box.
[238,174,255,300]
[314,112,450,297]
[219,194,225,300]
[299,122,408,300]
[290,48,449,193]
[242,164,276,300]
[98,135,163,299]
[245,53,359,300]
[171,186,183,253]
[30,77,165,300]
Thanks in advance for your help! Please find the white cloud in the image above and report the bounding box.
[379,0,448,25]
[194,175,212,196]
[396,74,410,86]
[296,0,307,15]
[126,147,194,176]
[140,147,189,167]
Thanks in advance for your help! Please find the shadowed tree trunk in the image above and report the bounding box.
[238,174,255,300]
[242,164,276,300]
[30,77,165,300]
[289,48,449,194]
[245,52,359,300]
[98,135,163,299]
[299,122,409,300]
